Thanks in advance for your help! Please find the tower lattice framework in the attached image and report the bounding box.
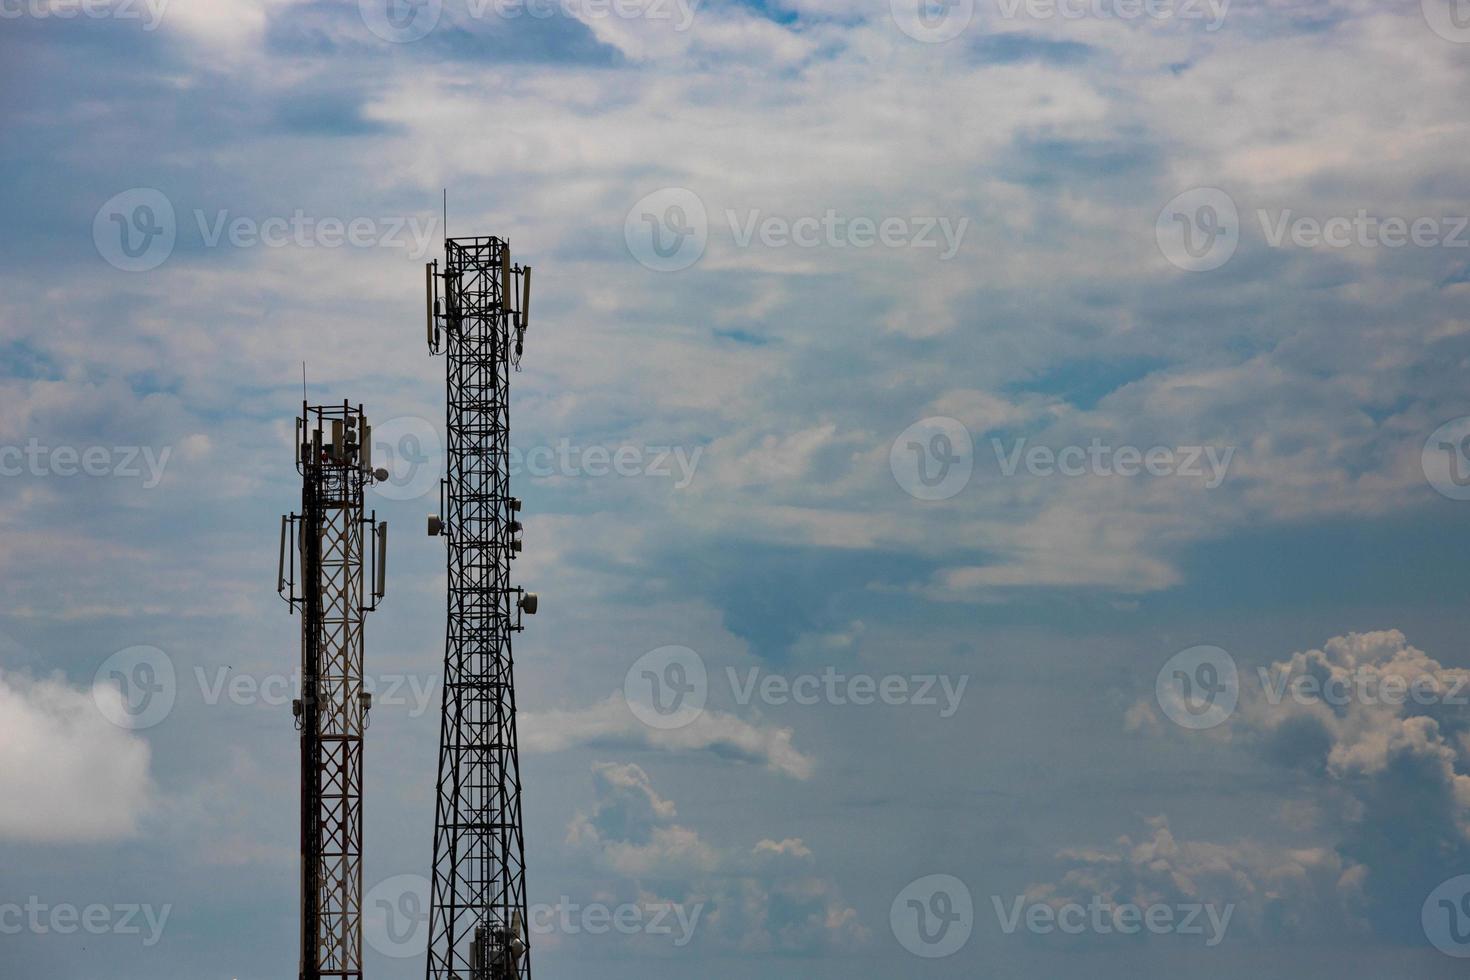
[424,236,536,980]
[280,401,388,980]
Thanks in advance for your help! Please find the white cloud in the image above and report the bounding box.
[0,671,154,842]
[1027,815,1368,944]
[567,762,867,951]
[1110,630,1470,940]
[523,693,816,779]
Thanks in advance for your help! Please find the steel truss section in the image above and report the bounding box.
[424,236,535,980]
[280,401,388,980]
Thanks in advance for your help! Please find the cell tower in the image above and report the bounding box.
[278,401,390,980]
[423,236,538,980]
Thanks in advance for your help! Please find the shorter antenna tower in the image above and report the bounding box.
[278,401,391,980]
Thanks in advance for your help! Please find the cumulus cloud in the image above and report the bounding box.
[1024,815,1367,946]
[522,693,816,779]
[0,671,154,841]
[567,762,867,952]
[1098,630,1470,943]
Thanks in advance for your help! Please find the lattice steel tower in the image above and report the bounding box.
[279,401,389,980]
[423,236,539,980]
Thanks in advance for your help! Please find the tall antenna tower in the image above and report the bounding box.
[423,236,539,980]
[279,401,390,980]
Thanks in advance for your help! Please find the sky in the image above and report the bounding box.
[4,0,1470,977]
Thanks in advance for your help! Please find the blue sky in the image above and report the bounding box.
[4,0,1470,977]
